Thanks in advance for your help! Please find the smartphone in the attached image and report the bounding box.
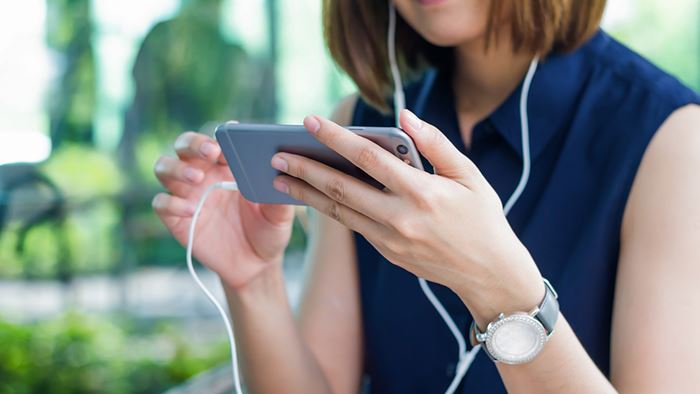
[215,123,424,205]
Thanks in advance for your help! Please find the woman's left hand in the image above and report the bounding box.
[271,109,544,325]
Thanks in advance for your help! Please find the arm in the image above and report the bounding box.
[611,104,700,391]
[224,94,362,393]
[267,104,700,393]
[491,104,700,392]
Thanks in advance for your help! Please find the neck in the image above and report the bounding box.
[452,36,534,118]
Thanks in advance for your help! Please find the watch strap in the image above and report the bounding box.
[534,278,559,335]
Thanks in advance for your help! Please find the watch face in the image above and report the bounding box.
[485,314,547,364]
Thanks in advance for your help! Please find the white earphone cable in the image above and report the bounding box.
[388,1,406,127]
[188,14,538,394]
[387,4,539,392]
[503,57,539,216]
[186,181,243,394]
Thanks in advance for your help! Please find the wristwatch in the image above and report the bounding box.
[469,278,559,364]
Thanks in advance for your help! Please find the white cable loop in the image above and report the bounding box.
[187,181,243,394]
[503,57,539,216]
[388,2,406,125]
[385,35,540,391]
[189,36,538,393]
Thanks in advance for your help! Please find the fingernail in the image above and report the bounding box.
[304,116,321,134]
[152,194,165,209]
[404,110,423,130]
[185,203,197,215]
[273,179,289,194]
[271,155,288,172]
[200,142,218,156]
[185,167,203,182]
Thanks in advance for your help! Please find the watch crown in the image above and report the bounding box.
[475,332,488,343]
[498,313,505,320]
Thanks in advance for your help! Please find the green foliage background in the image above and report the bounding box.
[0,312,228,394]
[0,0,697,392]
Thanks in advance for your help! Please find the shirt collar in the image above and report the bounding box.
[426,30,609,161]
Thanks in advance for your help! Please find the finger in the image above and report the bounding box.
[216,151,227,165]
[174,131,222,165]
[399,109,480,187]
[152,192,196,218]
[154,156,205,187]
[303,115,420,194]
[271,152,396,225]
[273,175,387,239]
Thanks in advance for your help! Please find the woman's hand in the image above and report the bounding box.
[153,129,295,290]
[270,110,543,325]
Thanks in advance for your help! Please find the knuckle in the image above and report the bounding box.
[381,237,406,255]
[287,184,304,202]
[462,161,483,187]
[463,159,479,177]
[412,184,445,211]
[423,186,449,209]
[288,161,305,179]
[314,125,333,144]
[392,215,419,240]
[325,178,345,202]
[325,201,344,223]
[355,145,380,169]
[427,125,445,146]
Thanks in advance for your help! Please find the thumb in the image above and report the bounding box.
[256,201,296,226]
[241,199,294,261]
[400,109,478,185]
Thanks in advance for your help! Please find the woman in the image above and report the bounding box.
[152,0,700,392]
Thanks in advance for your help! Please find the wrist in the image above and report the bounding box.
[223,261,288,307]
[454,248,544,329]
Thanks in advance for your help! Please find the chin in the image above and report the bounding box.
[394,0,492,47]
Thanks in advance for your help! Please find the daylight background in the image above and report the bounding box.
[0,0,698,392]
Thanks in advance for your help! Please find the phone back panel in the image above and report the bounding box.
[215,123,423,205]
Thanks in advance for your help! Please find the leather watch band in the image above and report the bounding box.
[535,278,559,334]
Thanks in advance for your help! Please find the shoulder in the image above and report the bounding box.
[576,30,699,109]
[351,71,437,127]
[640,104,700,173]
[620,104,700,270]
[639,104,700,176]
[330,94,359,126]
[555,31,700,163]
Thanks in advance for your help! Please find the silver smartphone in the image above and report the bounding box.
[215,123,425,205]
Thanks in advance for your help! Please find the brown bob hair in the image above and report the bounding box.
[323,0,606,111]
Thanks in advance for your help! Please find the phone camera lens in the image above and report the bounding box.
[397,144,408,155]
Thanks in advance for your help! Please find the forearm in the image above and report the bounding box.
[495,314,615,393]
[454,252,616,393]
[224,265,332,394]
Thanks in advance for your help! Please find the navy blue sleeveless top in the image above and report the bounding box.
[351,30,699,393]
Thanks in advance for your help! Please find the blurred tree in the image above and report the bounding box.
[45,0,97,148]
[119,0,275,173]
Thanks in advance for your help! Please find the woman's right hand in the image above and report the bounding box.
[152,130,295,290]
